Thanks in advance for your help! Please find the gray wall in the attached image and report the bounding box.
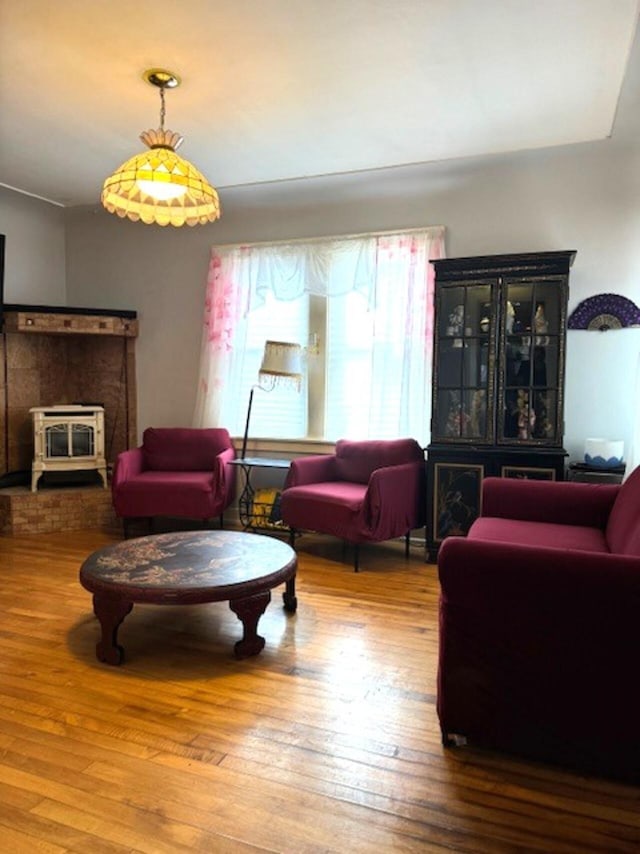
[0,186,66,304]
[61,132,640,461]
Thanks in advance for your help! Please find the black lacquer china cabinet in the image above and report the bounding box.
[425,251,576,560]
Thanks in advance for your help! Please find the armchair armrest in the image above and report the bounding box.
[285,455,337,488]
[364,460,426,529]
[481,477,619,529]
[113,447,144,488]
[214,445,236,503]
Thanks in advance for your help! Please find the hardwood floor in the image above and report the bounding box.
[0,529,638,852]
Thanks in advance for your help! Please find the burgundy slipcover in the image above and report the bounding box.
[112,428,235,522]
[280,437,425,553]
[437,467,640,782]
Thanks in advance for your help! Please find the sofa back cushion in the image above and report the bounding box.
[143,427,232,471]
[606,464,640,555]
[333,438,423,484]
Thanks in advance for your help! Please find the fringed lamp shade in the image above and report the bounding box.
[259,341,303,388]
[101,129,220,228]
[241,341,303,458]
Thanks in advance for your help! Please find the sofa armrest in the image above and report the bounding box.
[113,447,144,488]
[365,461,426,528]
[285,455,337,488]
[439,535,640,616]
[481,477,619,528]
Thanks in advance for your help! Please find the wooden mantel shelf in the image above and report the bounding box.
[2,303,138,337]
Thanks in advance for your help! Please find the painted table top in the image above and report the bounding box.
[80,530,296,604]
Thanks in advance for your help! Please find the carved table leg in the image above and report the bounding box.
[282,573,297,613]
[92,593,133,665]
[229,591,271,659]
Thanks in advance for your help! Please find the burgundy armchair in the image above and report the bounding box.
[280,438,425,571]
[437,467,640,782]
[112,427,236,536]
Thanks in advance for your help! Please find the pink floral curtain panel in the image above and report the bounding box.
[193,227,445,442]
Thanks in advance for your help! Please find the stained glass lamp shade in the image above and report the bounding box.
[101,70,220,228]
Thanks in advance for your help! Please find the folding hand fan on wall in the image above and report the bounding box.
[568,293,640,330]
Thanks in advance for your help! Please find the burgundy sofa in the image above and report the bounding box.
[280,438,425,571]
[437,467,640,782]
[112,427,236,535]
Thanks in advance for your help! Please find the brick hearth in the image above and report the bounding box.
[0,485,119,535]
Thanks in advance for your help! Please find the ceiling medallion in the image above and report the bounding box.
[101,68,220,227]
[568,293,640,331]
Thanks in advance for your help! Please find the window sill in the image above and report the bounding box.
[233,436,334,458]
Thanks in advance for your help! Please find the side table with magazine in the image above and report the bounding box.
[229,457,292,534]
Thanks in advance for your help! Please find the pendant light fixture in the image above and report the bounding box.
[101,69,220,227]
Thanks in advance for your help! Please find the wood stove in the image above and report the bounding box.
[30,405,107,492]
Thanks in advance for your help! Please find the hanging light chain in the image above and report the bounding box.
[159,85,166,131]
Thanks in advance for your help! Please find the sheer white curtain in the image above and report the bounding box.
[371,232,439,438]
[324,232,442,440]
[193,227,445,444]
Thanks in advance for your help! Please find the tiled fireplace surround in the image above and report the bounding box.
[0,306,138,534]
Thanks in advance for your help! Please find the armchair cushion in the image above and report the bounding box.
[334,438,422,484]
[116,471,220,519]
[143,427,231,472]
[283,482,369,540]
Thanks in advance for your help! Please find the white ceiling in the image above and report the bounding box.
[0,0,638,207]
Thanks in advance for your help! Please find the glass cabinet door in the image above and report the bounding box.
[433,283,494,443]
[499,278,565,444]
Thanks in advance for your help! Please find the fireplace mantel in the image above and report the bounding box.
[3,303,138,337]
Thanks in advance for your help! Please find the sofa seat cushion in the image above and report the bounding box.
[281,481,368,539]
[469,517,609,553]
[115,471,215,518]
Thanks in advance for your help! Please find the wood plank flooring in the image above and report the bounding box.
[0,529,638,852]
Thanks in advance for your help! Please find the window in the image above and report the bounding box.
[240,291,309,440]
[325,291,375,439]
[193,227,445,445]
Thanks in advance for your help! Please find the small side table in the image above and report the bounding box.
[567,462,626,484]
[229,457,292,533]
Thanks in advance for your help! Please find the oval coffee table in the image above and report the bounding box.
[80,530,297,664]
